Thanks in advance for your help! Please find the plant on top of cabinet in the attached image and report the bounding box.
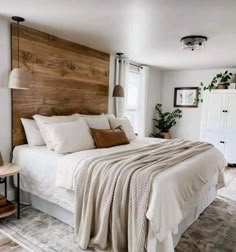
[150,104,182,139]
[197,70,233,103]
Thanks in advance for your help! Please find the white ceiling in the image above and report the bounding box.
[0,0,236,70]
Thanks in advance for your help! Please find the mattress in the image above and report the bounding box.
[12,138,226,252]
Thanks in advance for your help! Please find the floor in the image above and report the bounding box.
[0,167,235,252]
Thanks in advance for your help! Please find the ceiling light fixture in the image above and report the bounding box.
[9,16,31,89]
[180,35,208,51]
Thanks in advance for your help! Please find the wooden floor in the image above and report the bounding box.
[0,231,28,252]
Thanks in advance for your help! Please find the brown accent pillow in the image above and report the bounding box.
[90,127,129,148]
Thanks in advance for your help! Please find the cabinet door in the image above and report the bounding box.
[225,94,236,130]
[202,131,225,155]
[204,93,225,130]
[224,133,236,163]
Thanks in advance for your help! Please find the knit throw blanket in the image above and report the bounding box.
[74,139,212,252]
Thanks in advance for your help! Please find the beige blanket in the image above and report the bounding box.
[74,139,212,252]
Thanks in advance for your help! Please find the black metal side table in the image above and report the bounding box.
[0,163,21,219]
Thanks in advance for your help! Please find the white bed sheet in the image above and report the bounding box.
[13,145,75,212]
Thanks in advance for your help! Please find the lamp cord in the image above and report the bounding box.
[17,21,19,68]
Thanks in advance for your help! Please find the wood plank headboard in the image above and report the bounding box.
[11,24,110,147]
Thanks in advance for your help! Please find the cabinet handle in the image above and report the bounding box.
[220,141,225,144]
[222,110,228,113]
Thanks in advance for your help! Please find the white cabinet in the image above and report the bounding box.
[200,90,236,164]
[224,133,236,163]
[225,94,236,130]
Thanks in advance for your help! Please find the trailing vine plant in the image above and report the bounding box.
[197,70,233,103]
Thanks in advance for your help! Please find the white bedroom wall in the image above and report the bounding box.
[145,67,163,136]
[0,20,11,162]
[162,68,236,141]
[0,20,13,198]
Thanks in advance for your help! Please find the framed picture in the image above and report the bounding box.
[174,87,198,108]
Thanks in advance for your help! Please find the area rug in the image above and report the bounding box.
[218,167,236,201]
[0,229,30,251]
[0,197,236,252]
[175,196,236,252]
[0,206,85,252]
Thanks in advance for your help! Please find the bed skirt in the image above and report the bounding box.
[20,182,217,252]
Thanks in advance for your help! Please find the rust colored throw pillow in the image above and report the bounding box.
[90,127,129,148]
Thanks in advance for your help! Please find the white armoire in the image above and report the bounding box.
[200,90,236,164]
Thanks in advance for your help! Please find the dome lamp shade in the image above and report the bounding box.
[112,84,124,97]
[9,68,31,89]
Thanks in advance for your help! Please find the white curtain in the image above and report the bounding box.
[139,66,149,137]
[115,56,129,117]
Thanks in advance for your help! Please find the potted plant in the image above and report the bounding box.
[150,104,182,139]
[197,70,233,103]
[217,71,233,89]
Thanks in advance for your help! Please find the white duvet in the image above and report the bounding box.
[56,137,226,248]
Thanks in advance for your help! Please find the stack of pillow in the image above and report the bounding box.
[21,114,136,154]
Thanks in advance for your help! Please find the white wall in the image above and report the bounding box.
[0,20,13,199]
[162,68,236,140]
[0,20,11,161]
[145,67,163,136]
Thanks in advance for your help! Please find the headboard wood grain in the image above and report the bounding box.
[11,24,110,147]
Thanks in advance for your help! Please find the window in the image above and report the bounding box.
[124,64,147,136]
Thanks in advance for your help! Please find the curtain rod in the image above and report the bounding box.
[129,62,143,69]
[117,58,144,69]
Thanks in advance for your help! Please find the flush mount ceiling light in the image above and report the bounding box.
[180,35,208,51]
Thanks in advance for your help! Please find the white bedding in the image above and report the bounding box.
[13,138,226,252]
[56,138,225,245]
[13,145,75,212]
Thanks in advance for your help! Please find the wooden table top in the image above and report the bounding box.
[0,163,21,177]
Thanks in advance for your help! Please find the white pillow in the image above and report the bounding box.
[85,116,111,129]
[21,118,45,146]
[33,114,80,150]
[109,117,136,141]
[43,118,95,154]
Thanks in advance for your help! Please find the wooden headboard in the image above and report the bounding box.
[11,24,110,147]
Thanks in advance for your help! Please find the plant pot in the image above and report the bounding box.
[217,84,225,89]
[160,132,171,139]
[217,83,229,89]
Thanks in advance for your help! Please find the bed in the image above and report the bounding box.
[12,137,226,252]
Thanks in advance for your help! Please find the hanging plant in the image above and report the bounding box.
[197,70,233,103]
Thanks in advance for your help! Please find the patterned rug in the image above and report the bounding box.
[0,230,30,251]
[0,196,235,252]
[176,196,236,252]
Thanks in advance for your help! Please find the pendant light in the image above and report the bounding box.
[9,16,31,89]
[112,53,125,98]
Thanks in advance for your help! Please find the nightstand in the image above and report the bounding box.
[0,163,21,219]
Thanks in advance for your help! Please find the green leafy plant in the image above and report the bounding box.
[150,104,182,137]
[197,71,233,103]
